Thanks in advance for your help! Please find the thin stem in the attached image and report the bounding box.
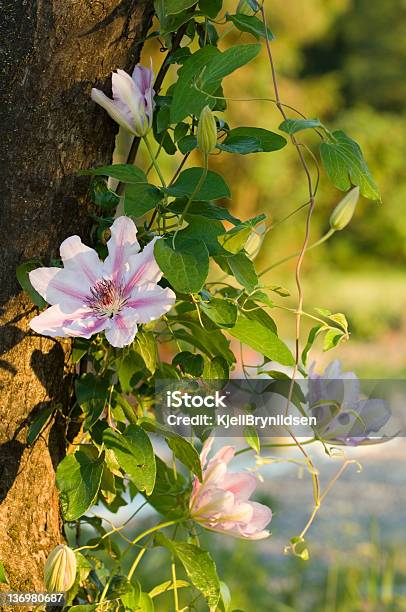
[126,519,183,581]
[130,519,183,547]
[75,522,129,552]
[127,547,147,581]
[259,2,324,543]
[143,134,167,187]
[259,228,335,276]
[169,152,190,186]
[268,200,311,231]
[171,560,180,611]
[235,437,317,455]
[299,459,360,539]
[146,141,163,176]
[98,576,112,605]
[147,208,159,231]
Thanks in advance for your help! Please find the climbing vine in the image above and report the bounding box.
[15,0,391,610]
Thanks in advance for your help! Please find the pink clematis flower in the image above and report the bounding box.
[190,438,272,540]
[91,64,155,137]
[29,216,175,348]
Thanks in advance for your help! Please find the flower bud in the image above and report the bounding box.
[197,106,217,154]
[44,545,77,592]
[329,186,360,231]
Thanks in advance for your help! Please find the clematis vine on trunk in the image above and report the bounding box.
[29,217,175,348]
[190,437,272,540]
[91,63,155,137]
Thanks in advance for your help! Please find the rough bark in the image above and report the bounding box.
[0,0,153,594]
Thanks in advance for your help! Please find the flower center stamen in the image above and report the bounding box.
[86,279,127,318]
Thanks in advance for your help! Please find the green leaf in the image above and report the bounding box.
[72,338,90,364]
[155,534,221,608]
[89,177,119,210]
[228,314,295,366]
[169,48,192,65]
[69,606,97,611]
[16,261,47,308]
[134,331,158,374]
[146,456,189,518]
[178,134,198,154]
[327,312,349,332]
[154,238,209,293]
[171,45,260,122]
[243,425,260,454]
[179,218,226,256]
[323,328,346,352]
[203,44,261,86]
[302,325,324,366]
[122,581,141,610]
[65,550,93,605]
[138,592,155,612]
[75,374,110,429]
[106,575,133,600]
[218,127,286,154]
[171,46,219,123]
[56,449,104,520]
[156,105,171,133]
[103,425,156,495]
[320,130,381,201]
[242,300,277,333]
[0,561,9,585]
[164,0,196,14]
[124,183,163,217]
[159,10,195,36]
[279,118,323,135]
[217,215,266,253]
[203,355,229,379]
[174,123,189,144]
[218,581,232,612]
[155,129,177,155]
[140,418,202,480]
[226,13,274,40]
[149,580,190,599]
[164,168,230,201]
[215,252,258,292]
[200,298,237,328]
[80,164,147,183]
[27,404,54,445]
[116,349,145,394]
[172,312,235,364]
[218,227,251,254]
[199,0,222,18]
[168,200,240,225]
[289,536,309,561]
[249,289,276,307]
[173,351,205,376]
[175,327,234,366]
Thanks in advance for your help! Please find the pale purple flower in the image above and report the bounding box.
[190,438,272,540]
[91,64,155,137]
[29,217,175,348]
[308,360,391,445]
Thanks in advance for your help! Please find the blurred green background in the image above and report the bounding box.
[130,0,406,609]
[142,0,406,378]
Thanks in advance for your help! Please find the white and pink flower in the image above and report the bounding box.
[91,64,155,137]
[29,216,175,348]
[190,438,272,540]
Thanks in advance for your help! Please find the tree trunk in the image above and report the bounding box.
[0,0,153,593]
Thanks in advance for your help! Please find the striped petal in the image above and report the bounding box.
[103,216,140,282]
